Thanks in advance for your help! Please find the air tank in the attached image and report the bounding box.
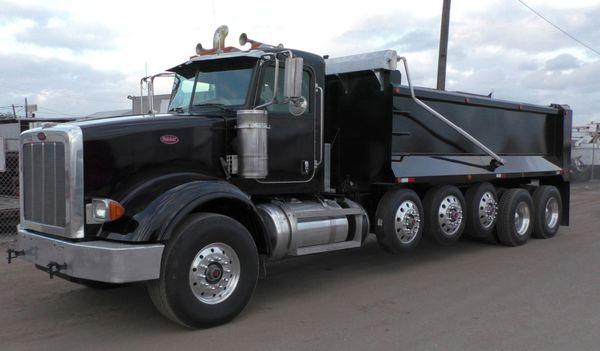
[236,109,269,179]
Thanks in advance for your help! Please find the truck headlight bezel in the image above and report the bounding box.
[86,198,125,224]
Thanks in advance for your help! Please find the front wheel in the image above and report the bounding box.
[148,213,259,328]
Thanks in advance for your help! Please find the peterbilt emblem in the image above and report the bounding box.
[37,132,46,141]
[160,135,179,145]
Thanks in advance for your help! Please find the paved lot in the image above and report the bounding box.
[1,183,599,351]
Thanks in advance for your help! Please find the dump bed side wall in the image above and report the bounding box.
[392,86,562,157]
[391,86,570,182]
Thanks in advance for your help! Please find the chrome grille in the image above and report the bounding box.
[20,124,84,239]
[22,142,67,227]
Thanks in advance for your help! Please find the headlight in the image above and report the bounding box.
[86,198,125,224]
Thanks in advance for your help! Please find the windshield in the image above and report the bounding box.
[168,62,255,113]
[168,75,194,112]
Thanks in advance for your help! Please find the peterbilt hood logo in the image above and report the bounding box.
[160,135,179,145]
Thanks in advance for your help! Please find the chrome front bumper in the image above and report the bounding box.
[17,226,164,283]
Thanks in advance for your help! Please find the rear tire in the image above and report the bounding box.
[464,182,498,239]
[423,185,466,245]
[532,186,562,239]
[375,189,424,253]
[148,213,259,328]
[496,189,533,247]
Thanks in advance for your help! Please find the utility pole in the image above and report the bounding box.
[436,0,451,90]
[11,104,17,119]
[24,98,28,118]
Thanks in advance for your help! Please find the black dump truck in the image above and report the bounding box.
[9,26,571,328]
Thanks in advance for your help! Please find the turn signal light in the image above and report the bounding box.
[86,198,125,224]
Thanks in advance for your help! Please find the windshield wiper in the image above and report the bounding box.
[168,107,185,113]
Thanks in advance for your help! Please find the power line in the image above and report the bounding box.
[515,0,600,57]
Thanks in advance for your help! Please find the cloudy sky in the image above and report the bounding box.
[0,0,599,124]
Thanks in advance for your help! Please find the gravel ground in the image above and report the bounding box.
[1,183,599,351]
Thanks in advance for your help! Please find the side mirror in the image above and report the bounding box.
[283,57,303,99]
[283,57,306,115]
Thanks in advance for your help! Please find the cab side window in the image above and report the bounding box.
[259,65,312,114]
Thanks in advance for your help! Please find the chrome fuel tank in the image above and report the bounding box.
[257,198,368,259]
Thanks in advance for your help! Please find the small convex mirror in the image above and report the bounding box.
[289,97,307,116]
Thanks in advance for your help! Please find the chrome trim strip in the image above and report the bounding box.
[17,227,164,283]
[20,124,85,238]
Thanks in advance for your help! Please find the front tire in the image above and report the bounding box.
[148,213,259,328]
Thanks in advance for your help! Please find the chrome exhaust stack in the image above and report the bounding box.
[212,25,229,52]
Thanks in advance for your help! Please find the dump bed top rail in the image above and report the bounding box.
[325,50,398,75]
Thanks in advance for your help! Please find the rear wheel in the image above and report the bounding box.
[375,189,424,253]
[423,185,466,245]
[464,182,498,239]
[532,186,562,239]
[496,189,533,247]
[148,213,259,328]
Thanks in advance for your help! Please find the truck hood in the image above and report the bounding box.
[78,113,229,205]
[75,114,223,139]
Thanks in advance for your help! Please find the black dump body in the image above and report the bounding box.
[325,69,571,221]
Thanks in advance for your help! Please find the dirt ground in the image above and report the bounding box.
[1,182,599,351]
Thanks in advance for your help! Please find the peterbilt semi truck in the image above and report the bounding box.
[8,26,571,328]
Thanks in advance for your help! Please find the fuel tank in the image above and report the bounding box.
[257,198,369,259]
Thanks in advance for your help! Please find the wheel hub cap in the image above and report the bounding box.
[438,195,463,236]
[205,263,223,284]
[394,200,421,244]
[189,243,240,305]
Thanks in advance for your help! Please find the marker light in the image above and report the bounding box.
[86,198,125,224]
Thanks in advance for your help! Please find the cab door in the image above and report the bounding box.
[256,63,316,184]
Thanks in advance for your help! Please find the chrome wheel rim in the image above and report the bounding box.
[545,197,559,229]
[478,191,497,229]
[514,202,531,236]
[394,200,421,244]
[438,195,463,236]
[189,243,240,305]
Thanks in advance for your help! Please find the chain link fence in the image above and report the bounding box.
[0,143,19,246]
